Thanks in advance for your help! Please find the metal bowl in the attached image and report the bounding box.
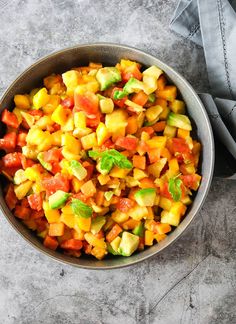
[0,43,214,269]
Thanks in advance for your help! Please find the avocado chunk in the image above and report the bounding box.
[134,188,156,207]
[107,243,120,255]
[37,152,52,171]
[110,236,122,252]
[132,222,144,237]
[96,67,121,91]
[91,216,106,234]
[118,232,139,257]
[148,93,156,103]
[167,112,192,131]
[48,190,70,209]
[123,77,144,94]
[69,160,87,180]
[114,77,144,99]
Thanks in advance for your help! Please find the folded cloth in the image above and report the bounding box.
[170,0,236,176]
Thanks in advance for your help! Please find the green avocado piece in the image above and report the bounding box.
[48,190,70,209]
[132,222,144,237]
[69,160,87,180]
[134,188,156,207]
[167,112,192,131]
[96,67,121,91]
[123,77,144,94]
[107,243,120,255]
[117,232,139,257]
[37,152,52,171]
[110,236,122,252]
[148,93,156,103]
[91,216,106,234]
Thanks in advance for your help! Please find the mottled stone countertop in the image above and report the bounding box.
[0,1,235,323]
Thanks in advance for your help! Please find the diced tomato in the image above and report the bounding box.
[61,239,83,250]
[28,110,43,118]
[31,210,44,219]
[74,92,99,117]
[61,97,74,109]
[16,131,27,147]
[14,205,31,220]
[72,192,88,203]
[115,136,138,150]
[2,152,22,168]
[86,112,101,128]
[122,65,142,82]
[101,139,115,150]
[180,174,201,191]
[43,235,58,250]
[19,155,35,169]
[116,198,134,213]
[51,162,62,175]
[1,109,19,128]
[42,174,70,195]
[27,193,43,211]
[140,127,155,136]
[43,149,62,163]
[160,182,173,200]
[82,161,94,180]
[21,197,30,208]
[0,132,17,150]
[35,218,48,232]
[170,138,191,155]
[111,88,127,108]
[5,184,18,210]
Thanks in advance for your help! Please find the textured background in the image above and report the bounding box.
[0,1,235,323]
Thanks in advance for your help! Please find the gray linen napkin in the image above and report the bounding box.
[170,0,236,177]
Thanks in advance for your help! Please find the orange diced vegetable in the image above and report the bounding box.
[133,155,146,170]
[106,224,122,243]
[126,116,138,134]
[132,91,149,106]
[43,235,59,250]
[49,223,65,236]
[81,180,96,197]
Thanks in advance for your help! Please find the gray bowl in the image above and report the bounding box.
[0,43,214,269]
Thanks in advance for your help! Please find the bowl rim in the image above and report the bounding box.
[0,42,215,269]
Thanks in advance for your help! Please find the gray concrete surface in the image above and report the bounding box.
[0,1,235,323]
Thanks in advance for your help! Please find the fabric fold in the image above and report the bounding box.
[170,0,236,177]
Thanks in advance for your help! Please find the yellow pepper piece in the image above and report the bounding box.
[60,213,75,228]
[91,246,107,260]
[96,122,111,146]
[145,230,154,246]
[24,167,41,181]
[84,232,107,249]
[33,88,50,109]
[75,216,91,232]
[62,70,81,96]
[14,180,32,200]
[61,133,81,154]
[51,130,62,146]
[74,111,86,128]
[51,105,68,126]
[42,95,61,115]
[14,94,31,109]
[81,132,97,150]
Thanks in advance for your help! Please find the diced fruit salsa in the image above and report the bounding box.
[0,59,201,260]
